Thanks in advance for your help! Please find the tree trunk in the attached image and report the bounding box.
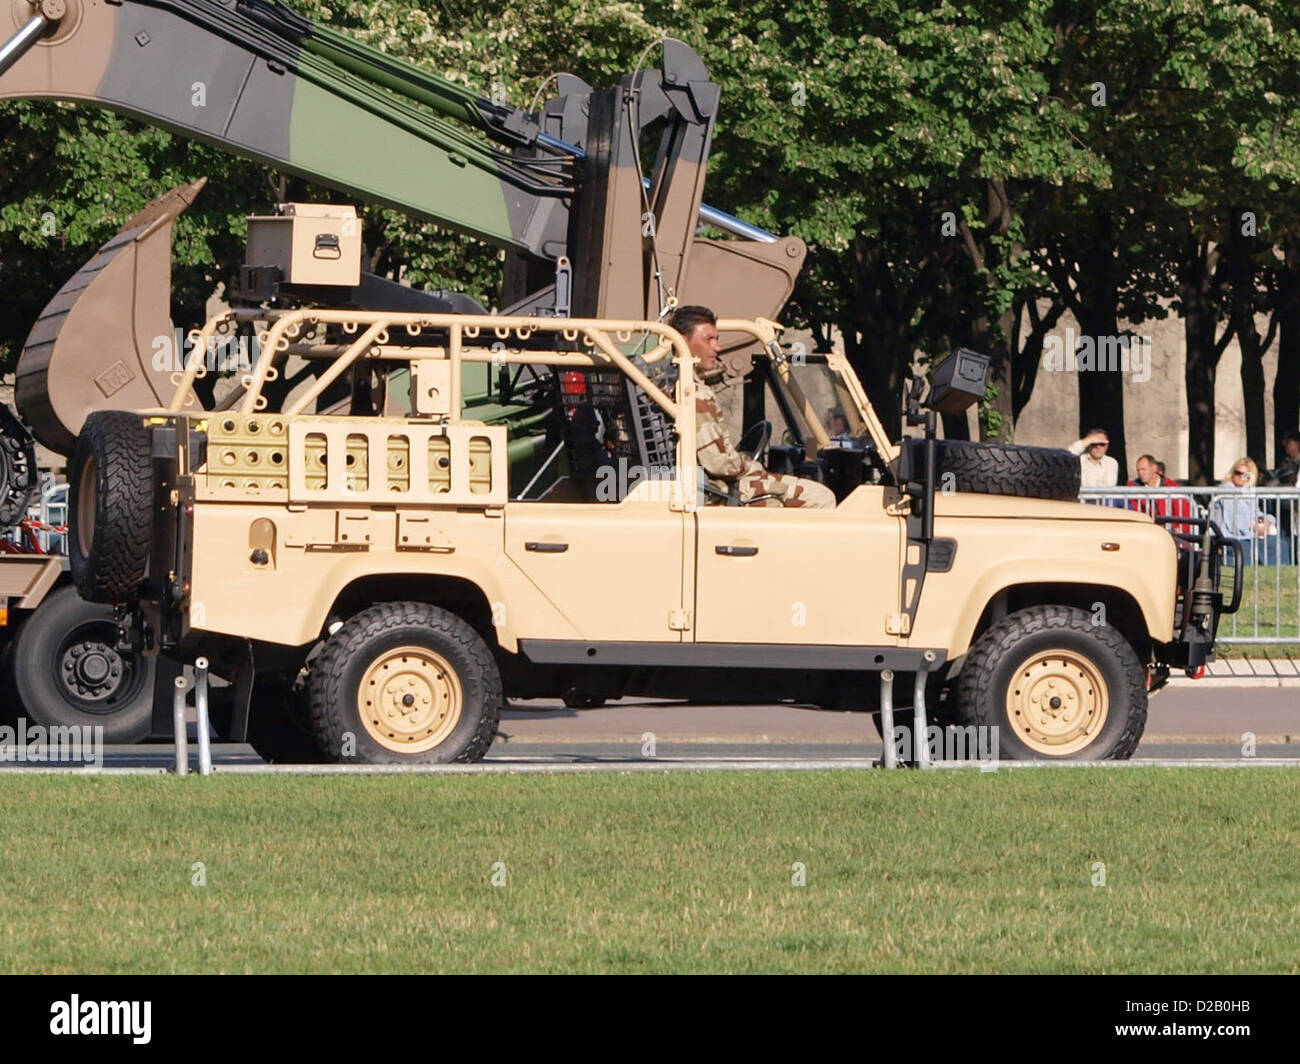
[1180,235,1227,484]
[845,327,908,443]
[1273,241,1300,461]
[967,308,1015,443]
[939,410,971,441]
[1230,218,1267,465]
[1011,297,1065,421]
[1074,215,1127,475]
[837,235,924,444]
[1239,327,1267,466]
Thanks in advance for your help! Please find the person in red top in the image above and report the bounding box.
[1127,454,1194,534]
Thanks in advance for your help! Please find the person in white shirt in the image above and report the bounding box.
[1068,429,1119,488]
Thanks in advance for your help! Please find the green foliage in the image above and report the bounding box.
[0,101,274,370]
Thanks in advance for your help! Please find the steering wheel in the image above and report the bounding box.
[737,419,773,466]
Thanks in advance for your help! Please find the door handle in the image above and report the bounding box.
[715,545,758,557]
[525,541,568,553]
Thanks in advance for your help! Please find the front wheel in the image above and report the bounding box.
[307,602,501,764]
[955,605,1147,760]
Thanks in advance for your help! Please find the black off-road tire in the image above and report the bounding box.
[307,602,501,764]
[69,411,153,603]
[3,584,155,742]
[934,440,1080,501]
[955,605,1147,760]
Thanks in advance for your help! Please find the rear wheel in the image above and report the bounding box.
[307,602,500,764]
[5,585,154,742]
[955,605,1146,760]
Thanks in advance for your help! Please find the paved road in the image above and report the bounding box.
[2,685,1295,769]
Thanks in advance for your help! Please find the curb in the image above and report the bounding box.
[1169,655,1300,687]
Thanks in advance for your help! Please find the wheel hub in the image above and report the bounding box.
[61,638,125,701]
[1006,648,1109,756]
[358,645,462,753]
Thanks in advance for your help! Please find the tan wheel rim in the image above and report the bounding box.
[358,645,463,754]
[1005,648,1109,756]
[77,454,96,558]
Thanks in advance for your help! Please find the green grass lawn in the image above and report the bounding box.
[1216,564,1300,649]
[2,770,1297,974]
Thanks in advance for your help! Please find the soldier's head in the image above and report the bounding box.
[1284,430,1300,461]
[670,305,721,373]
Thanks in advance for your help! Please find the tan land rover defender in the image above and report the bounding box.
[67,309,1237,764]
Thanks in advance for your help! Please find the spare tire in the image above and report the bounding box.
[933,440,1080,501]
[70,411,153,603]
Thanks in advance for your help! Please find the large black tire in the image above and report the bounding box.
[69,411,153,603]
[934,440,1080,501]
[4,584,155,742]
[955,605,1146,760]
[307,602,501,764]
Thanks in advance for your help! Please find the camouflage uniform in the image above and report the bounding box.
[695,376,835,508]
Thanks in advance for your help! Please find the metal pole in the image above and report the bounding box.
[913,651,937,768]
[0,15,48,79]
[172,676,189,776]
[879,669,897,769]
[194,657,213,777]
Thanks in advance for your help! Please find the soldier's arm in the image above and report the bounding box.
[697,424,751,480]
[695,396,750,480]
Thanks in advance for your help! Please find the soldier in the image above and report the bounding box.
[670,305,835,509]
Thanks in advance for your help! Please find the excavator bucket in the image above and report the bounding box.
[15,179,207,456]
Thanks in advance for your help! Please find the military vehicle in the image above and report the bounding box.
[62,304,1237,764]
[2,1,1236,763]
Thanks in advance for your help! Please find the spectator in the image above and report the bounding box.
[1128,454,1161,491]
[1069,429,1119,488]
[1264,431,1299,563]
[1126,454,1194,534]
[826,409,851,437]
[1265,430,1300,487]
[1210,457,1279,565]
